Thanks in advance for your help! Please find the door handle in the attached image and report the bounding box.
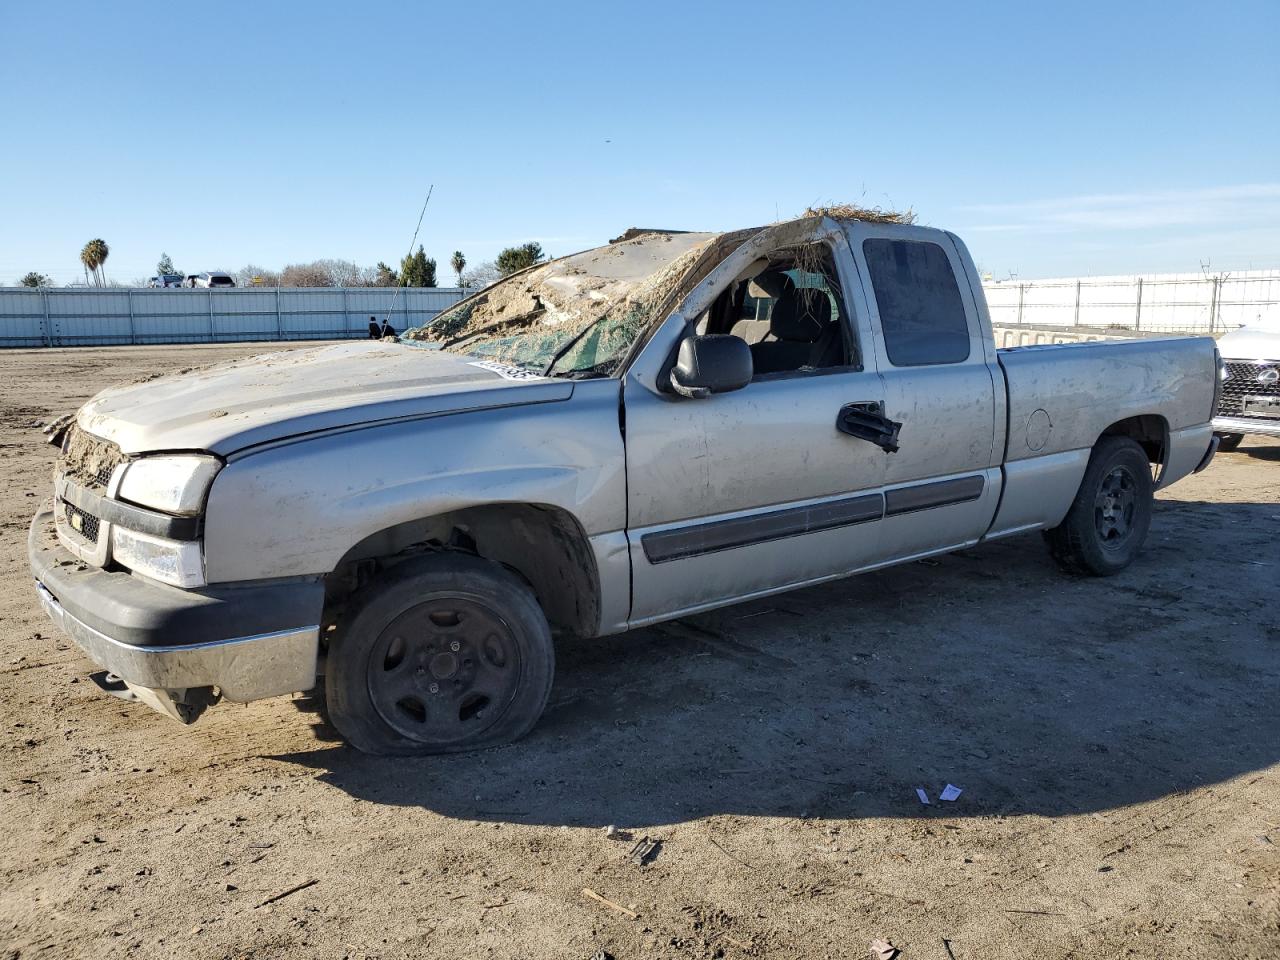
[837,402,902,453]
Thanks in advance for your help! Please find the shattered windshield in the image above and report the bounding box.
[401,231,721,377]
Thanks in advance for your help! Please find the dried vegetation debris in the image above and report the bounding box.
[801,202,917,225]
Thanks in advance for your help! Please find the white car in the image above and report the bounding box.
[1213,320,1280,448]
[188,272,235,289]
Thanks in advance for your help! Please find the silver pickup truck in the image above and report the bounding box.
[30,215,1221,754]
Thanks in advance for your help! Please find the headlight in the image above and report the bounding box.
[117,455,220,515]
[111,526,205,588]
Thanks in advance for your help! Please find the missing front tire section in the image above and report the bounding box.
[89,670,220,724]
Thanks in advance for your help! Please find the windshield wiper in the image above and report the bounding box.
[541,317,603,377]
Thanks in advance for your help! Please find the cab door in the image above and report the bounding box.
[841,223,1003,562]
[622,223,889,625]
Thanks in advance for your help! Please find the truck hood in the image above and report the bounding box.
[77,341,573,456]
[1217,323,1280,362]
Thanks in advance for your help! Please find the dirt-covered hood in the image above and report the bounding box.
[77,341,572,456]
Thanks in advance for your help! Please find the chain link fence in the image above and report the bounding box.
[982,269,1280,335]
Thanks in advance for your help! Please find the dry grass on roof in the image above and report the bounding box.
[800,203,917,225]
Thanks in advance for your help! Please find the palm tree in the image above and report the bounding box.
[80,239,109,286]
[450,251,466,288]
[88,239,109,285]
[80,242,95,285]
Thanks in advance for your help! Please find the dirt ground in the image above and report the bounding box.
[1,343,1277,960]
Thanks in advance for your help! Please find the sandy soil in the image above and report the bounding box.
[1,344,1277,960]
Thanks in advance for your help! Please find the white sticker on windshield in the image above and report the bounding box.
[467,360,547,381]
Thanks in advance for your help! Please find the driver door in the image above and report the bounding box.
[622,226,888,624]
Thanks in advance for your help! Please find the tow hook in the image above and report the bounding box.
[89,670,217,724]
[89,671,139,702]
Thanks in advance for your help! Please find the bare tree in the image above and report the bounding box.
[235,265,282,286]
[310,259,361,287]
[460,260,502,290]
[279,262,334,287]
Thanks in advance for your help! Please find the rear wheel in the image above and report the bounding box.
[1044,436,1154,576]
[1216,432,1244,452]
[324,553,554,755]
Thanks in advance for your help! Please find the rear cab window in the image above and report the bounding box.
[862,238,969,366]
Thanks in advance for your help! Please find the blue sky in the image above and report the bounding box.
[2,0,1277,285]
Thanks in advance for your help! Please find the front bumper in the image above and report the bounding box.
[1212,415,1280,439]
[29,508,323,712]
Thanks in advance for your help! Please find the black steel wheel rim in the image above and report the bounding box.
[1094,465,1137,548]
[366,596,522,745]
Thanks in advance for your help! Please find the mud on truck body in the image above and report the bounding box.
[30,215,1221,754]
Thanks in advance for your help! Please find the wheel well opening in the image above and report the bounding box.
[1101,414,1168,466]
[324,504,601,640]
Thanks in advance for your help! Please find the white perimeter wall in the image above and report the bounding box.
[0,286,469,347]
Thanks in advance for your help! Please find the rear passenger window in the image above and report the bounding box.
[863,239,970,366]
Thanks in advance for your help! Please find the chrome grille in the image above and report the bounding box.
[1218,360,1280,417]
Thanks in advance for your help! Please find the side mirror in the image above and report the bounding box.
[669,335,754,399]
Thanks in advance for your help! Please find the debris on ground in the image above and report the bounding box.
[915,788,931,805]
[627,835,660,867]
[254,877,318,909]
[870,937,900,959]
[582,887,638,920]
[940,784,963,802]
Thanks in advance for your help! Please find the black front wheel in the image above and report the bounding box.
[324,553,554,755]
[1044,436,1154,576]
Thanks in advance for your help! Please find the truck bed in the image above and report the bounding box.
[997,335,1217,480]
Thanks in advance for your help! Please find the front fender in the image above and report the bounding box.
[203,381,626,584]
